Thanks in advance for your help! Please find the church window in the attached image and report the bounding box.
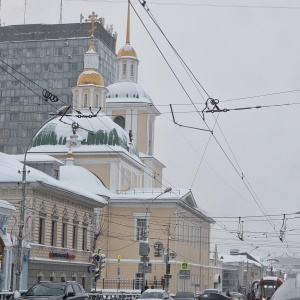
[113,115,125,129]
[121,166,125,186]
[122,63,127,77]
[84,94,88,108]
[95,94,99,108]
[130,64,134,78]
[116,62,119,79]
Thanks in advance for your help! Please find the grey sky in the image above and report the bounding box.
[2,0,300,260]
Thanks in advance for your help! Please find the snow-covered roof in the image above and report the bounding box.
[0,200,16,215]
[218,253,264,267]
[106,81,153,104]
[0,152,107,206]
[13,154,63,164]
[60,164,114,199]
[28,112,142,165]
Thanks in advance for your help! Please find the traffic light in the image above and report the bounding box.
[99,254,106,270]
[94,267,100,281]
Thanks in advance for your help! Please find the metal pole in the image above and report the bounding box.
[15,114,60,292]
[165,223,170,292]
[141,188,172,293]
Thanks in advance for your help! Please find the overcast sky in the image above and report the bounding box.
[2,0,300,264]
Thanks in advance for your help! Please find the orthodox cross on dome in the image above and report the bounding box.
[126,0,131,44]
[85,11,101,50]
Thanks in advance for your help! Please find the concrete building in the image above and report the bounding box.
[0,20,117,155]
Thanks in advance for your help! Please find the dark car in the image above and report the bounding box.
[19,281,89,300]
[174,292,194,300]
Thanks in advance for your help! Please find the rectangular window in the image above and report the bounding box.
[10,112,19,121]
[82,227,87,250]
[73,225,78,249]
[43,64,49,72]
[54,48,64,56]
[122,63,127,76]
[38,218,45,244]
[51,220,57,246]
[62,222,68,248]
[136,218,147,241]
[54,63,63,72]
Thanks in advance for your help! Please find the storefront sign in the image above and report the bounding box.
[49,251,76,260]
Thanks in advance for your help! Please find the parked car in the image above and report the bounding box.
[174,292,195,300]
[18,281,88,300]
[230,292,245,300]
[197,293,230,300]
[139,289,172,300]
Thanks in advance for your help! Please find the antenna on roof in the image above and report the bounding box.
[24,0,27,24]
[59,0,62,24]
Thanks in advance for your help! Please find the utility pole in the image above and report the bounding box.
[165,223,170,291]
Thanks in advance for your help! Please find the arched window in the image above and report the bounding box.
[95,94,99,108]
[122,63,127,77]
[130,64,134,78]
[84,94,88,108]
[113,115,125,129]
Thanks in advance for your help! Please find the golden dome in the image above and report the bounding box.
[117,44,137,58]
[77,68,104,86]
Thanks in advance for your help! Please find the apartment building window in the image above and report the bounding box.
[82,227,87,250]
[54,48,64,56]
[73,225,78,249]
[38,217,45,244]
[62,221,68,248]
[51,220,57,247]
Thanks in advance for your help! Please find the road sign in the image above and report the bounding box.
[164,274,172,279]
[117,255,121,264]
[138,262,152,273]
[169,251,177,259]
[180,262,190,270]
[154,241,164,250]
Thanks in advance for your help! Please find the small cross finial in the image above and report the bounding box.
[85,11,101,50]
[85,11,101,37]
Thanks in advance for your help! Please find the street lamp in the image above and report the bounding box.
[15,106,71,292]
[140,187,172,293]
[246,246,259,293]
